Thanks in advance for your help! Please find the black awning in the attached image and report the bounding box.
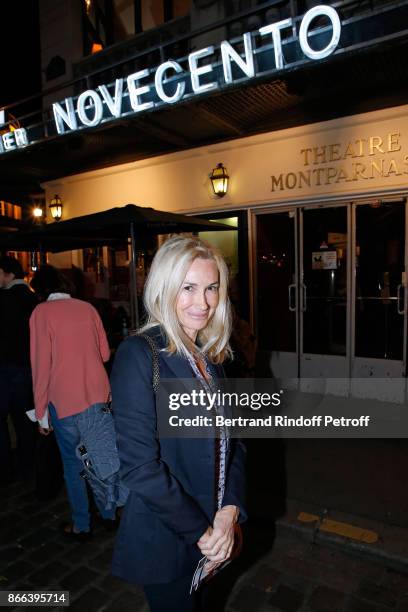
[0,204,235,253]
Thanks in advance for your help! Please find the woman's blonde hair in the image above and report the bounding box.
[140,234,232,363]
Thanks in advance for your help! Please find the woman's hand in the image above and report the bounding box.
[38,425,53,436]
[197,505,239,563]
[205,559,223,573]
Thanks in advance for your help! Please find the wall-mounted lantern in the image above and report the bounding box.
[210,163,229,197]
[49,194,63,220]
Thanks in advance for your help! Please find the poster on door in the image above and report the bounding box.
[312,250,337,269]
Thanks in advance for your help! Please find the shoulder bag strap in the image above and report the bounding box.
[138,333,160,394]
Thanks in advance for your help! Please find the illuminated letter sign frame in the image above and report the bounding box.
[52,4,342,135]
[0,4,343,153]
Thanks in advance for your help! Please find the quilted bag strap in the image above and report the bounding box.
[138,333,160,394]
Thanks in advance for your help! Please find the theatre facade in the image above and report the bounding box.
[1,0,408,380]
[43,103,408,381]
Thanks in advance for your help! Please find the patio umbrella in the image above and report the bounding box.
[0,204,236,327]
[38,204,234,240]
[0,230,121,253]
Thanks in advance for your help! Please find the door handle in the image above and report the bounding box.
[301,284,307,312]
[288,284,296,311]
[397,284,405,315]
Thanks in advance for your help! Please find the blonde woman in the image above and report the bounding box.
[111,235,246,612]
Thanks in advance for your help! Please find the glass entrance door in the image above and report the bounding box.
[256,210,298,378]
[254,199,407,381]
[300,205,349,379]
[352,201,407,377]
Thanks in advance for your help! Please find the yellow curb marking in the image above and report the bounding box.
[298,512,319,523]
[297,512,379,543]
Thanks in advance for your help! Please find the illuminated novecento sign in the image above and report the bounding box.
[52,5,341,135]
[0,127,29,153]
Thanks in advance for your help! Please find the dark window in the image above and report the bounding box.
[45,56,66,81]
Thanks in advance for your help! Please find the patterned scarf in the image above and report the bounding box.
[186,351,229,511]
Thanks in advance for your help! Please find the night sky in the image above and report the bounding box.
[0,1,41,110]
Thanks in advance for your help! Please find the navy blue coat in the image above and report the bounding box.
[110,326,246,585]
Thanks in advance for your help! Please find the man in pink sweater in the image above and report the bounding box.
[30,265,114,538]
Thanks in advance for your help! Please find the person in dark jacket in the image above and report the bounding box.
[111,236,246,612]
[0,256,38,484]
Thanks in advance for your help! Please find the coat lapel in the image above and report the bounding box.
[144,325,223,384]
[145,326,194,380]
[161,347,195,381]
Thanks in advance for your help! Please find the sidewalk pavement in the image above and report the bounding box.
[276,498,408,573]
[1,479,408,612]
